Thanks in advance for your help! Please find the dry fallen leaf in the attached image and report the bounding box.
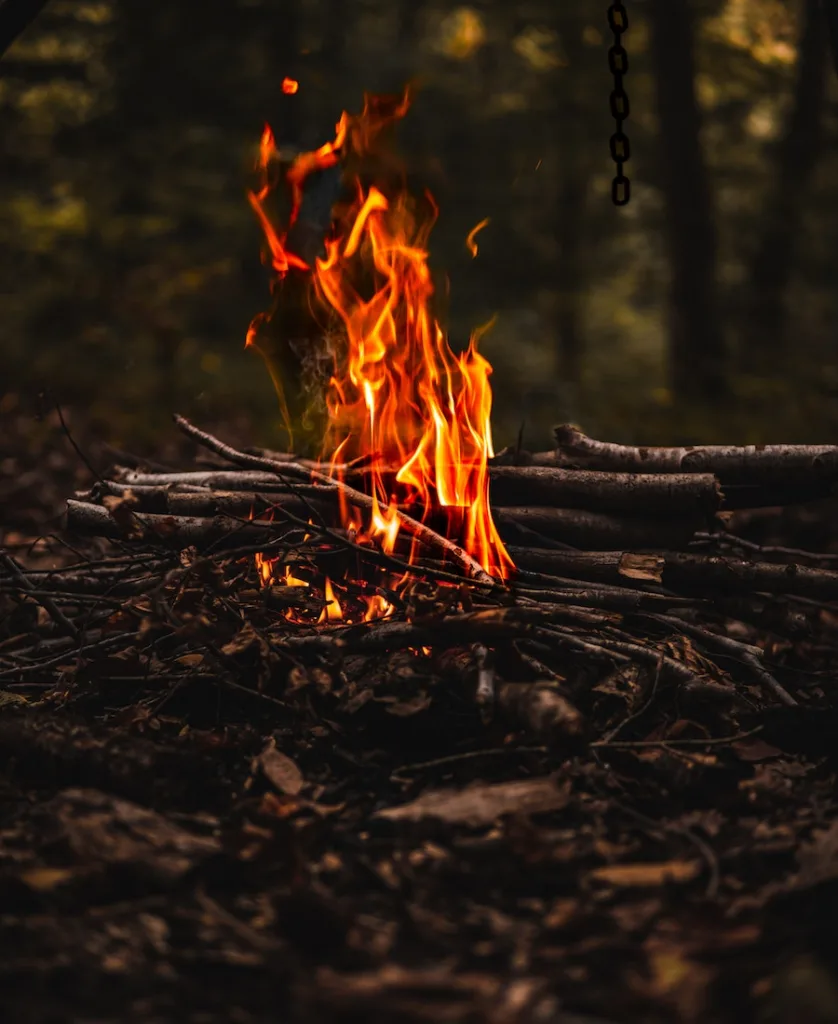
[42,788,220,883]
[645,939,712,1022]
[589,860,701,888]
[18,866,77,892]
[254,738,305,796]
[102,490,139,531]
[375,775,569,827]
[221,622,261,656]
[176,652,205,668]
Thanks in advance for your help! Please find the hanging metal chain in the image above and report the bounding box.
[607,3,630,206]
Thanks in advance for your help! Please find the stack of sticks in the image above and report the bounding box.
[0,407,815,729]
[40,415,838,712]
[67,418,838,570]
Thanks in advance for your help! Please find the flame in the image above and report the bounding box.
[318,578,343,623]
[255,550,273,586]
[282,77,299,95]
[465,217,490,258]
[283,567,309,587]
[364,593,394,622]
[247,87,512,582]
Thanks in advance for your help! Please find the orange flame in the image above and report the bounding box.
[465,217,490,258]
[318,578,343,623]
[282,77,299,95]
[247,88,512,582]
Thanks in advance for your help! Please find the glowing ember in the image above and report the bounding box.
[281,76,299,95]
[246,85,513,599]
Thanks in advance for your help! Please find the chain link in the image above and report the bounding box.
[607,3,630,206]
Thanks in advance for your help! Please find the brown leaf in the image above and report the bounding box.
[644,938,712,1022]
[254,738,305,795]
[375,775,569,827]
[102,490,140,534]
[543,898,579,930]
[497,681,584,740]
[589,860,701,888]
[18,866,77,891]
[177,653,205,668]
[42,788,220,882]
[619,552,664,583]
[0,690,28,708]
[732,737,782,762]
[221,623,261,656]
[383,692,433,717]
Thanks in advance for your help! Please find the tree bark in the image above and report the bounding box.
[743,0,827,363]
[647,0,726,402]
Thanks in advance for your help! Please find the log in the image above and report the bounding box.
[87,484,336,521]
[488,466,720,514]
[493,507,703,550]
[117,465,827,513]
[75,487,706,554]
[515,424,838,484]
[509,546,838,601]
[66,500,293,549]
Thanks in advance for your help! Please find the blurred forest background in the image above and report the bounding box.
[1,0,838,450]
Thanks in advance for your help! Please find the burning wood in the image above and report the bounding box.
[242,88,511,580]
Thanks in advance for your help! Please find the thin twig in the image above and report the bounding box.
[0,551,80,641]
[591,724,764,749]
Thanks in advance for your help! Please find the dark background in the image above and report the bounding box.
[1,0,836,451]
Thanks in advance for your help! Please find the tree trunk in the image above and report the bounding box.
[742,0,827,364]
[648,0,726,403]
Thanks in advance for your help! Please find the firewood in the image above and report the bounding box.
[493,507,705,550]
[78,486,708,554]
[173,415,497,586]
[488,465,720,514]
[66,499,286,549]
[118,464,828,514]
[509,546,838,601]
[538,423,838,484]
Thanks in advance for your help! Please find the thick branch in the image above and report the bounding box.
[545,424,838,483]
[488,466,720,514]
[493,507,703,550]
[510,546,838,601]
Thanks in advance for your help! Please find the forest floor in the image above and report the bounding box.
[2,394,838,1024]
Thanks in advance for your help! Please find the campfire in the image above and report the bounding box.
[243,87,512,621]
[11,81,838,734]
